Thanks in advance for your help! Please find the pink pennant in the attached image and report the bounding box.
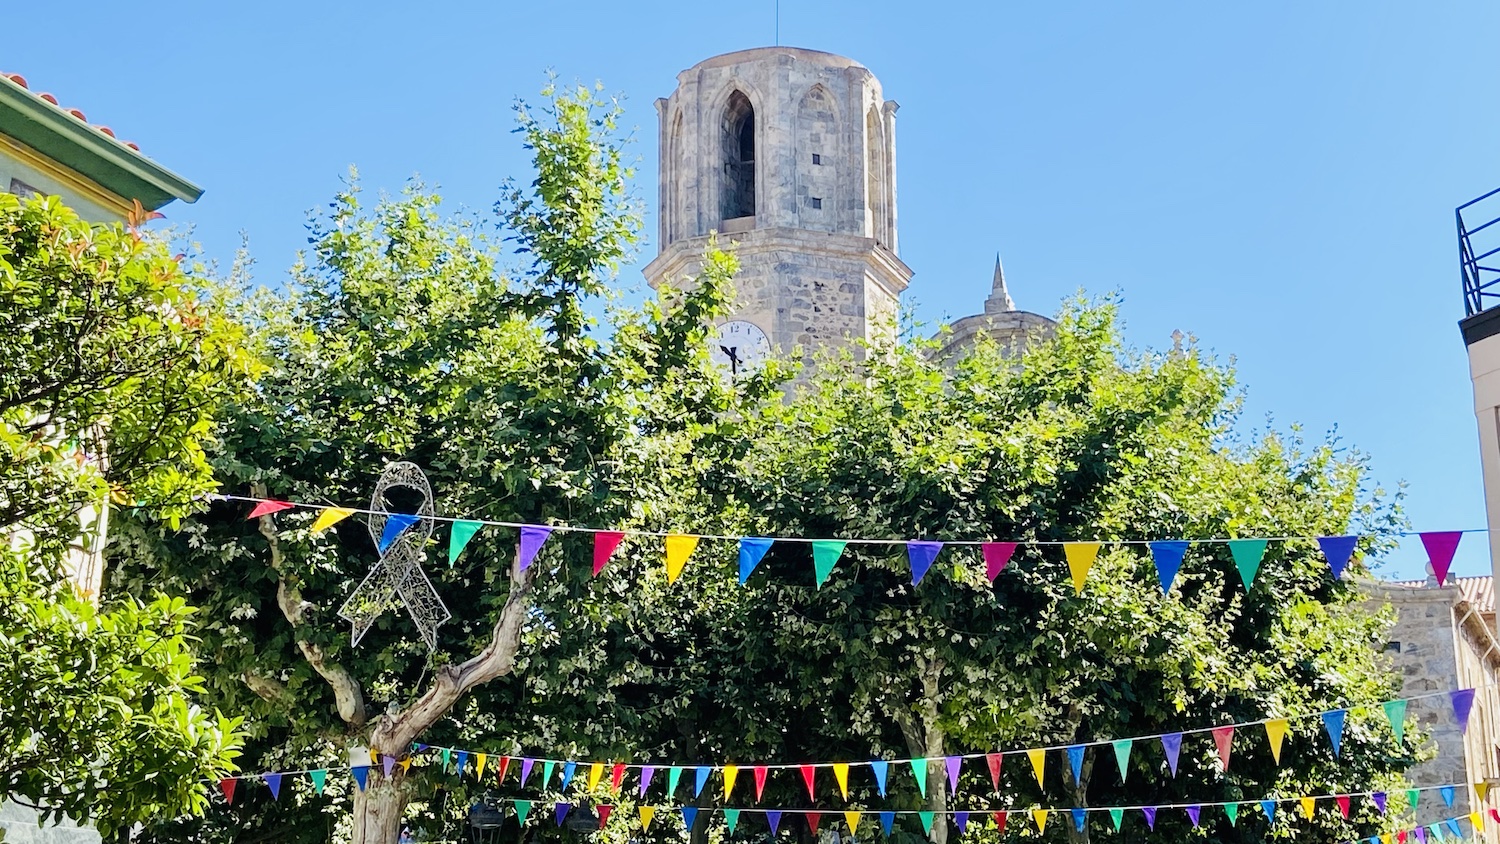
[594,531,626,576]
[801,765,816,800]
[1336,795,1351,818]
[983,543,1018,581]
[1211,726,1234,771]
[754,766,769,801]
[247,499,294,519]
[1420,532,1463,585]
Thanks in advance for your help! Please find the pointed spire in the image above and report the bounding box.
[985,253,1016,314]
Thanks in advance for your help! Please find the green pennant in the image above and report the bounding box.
[442,748,452,770]
[1384,699,1407,745]
[309,769,327,795]
[668,766,684,796]
[1227,539,1268,590]
[542,761,556,786]
[1108,809,1123,831]
[1224,803,1239,826]
[1407,790,1420,810]
[1111,739,1132,782]
[515,800,532,827]
[919,812,935,834]
[449,520,484,566]
[909,759,928,797]
[812,540,848,587]
[725,809,740,833]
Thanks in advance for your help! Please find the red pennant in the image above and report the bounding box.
[493,755,510,783]
[597,805,613,828]
[1398,831,1408,843]
[247,500,294,519]
[220,777,238,804]
[800,765,816,800]
[593,531,626,576]
[1420,532,1464,585]
[986,753,1003,792]
[1211,726,1234,771]
[610,763,626,791]
[1336,795,1351,818]
[754,766,769,801]
[983,543,1018,581]
[807,813,822,834]
[1490,809,1500,824]
[993,811,1008,833]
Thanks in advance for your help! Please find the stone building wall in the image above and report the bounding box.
[1370,579,1500,843]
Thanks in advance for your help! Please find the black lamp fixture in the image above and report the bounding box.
[468,800,506,844]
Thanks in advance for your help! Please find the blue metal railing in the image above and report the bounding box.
[1460,187,1500,316]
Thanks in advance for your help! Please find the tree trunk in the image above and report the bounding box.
[888,658,948,844]
[350,775,411,844]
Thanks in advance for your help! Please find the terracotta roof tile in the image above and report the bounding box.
[1385,575,1495,614]
[2,71,144,155]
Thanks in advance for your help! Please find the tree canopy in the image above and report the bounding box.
[0,194,252,837]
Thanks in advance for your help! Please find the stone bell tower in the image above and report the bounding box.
[643,47,914,369]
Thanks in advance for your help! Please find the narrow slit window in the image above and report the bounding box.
[812,153,822,165]
[809,197,823,209]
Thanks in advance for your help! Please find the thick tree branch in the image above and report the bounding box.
[252,482,367,727]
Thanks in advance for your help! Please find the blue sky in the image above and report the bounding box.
[9,1,1499,580]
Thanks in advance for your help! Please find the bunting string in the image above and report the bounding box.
[225,493,1476,589]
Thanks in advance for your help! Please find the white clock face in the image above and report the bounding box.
[710,320,771,377]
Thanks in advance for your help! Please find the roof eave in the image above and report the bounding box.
[0,81,202,211]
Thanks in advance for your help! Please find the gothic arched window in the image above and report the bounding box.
[721,92,756,220]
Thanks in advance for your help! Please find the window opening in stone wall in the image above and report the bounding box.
[721,91,756,221]
[812,153,821,165]
[809,197,822,209]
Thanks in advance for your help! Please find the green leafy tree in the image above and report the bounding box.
[111,83,767,844]
[0,194,251,838]
[701,302,1414,843]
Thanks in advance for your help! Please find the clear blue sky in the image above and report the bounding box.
[9,1,1499,580]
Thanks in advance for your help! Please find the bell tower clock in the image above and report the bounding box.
[643,47,913,378]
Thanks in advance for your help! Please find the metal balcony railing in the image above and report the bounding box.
[1460,187,1500,316]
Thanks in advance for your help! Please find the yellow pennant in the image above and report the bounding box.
[399,757,412,773]
[588,762,604,791]
[1299,797,1316,819]
[1031,809,1049,832]
[1027,749,1046,787]
[724,765,739,800]
[311,506,356,533]
[1064,543,1100,593]
[1382,834,1393,844]
[369,748,380,765]
[844,812,862,833]
[476,753,488,779]
[664,534,699,583]
[1265,719,1289,763]
[834,764,850,799]
[1471,812,1483,833]
[1479,782,1492,803]
[640,806,656,831]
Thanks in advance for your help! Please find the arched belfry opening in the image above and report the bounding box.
[721,91,756,221]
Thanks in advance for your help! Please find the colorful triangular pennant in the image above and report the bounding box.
[1228,538,1267,590]
[312,507,355,533]
[1160,733,1182,776]
[1317,535,1358,579]
[1420,532,1463,585]
[378,513,420,552]
[1064,542,1099,593]
[983,542,1017,581]
[247,499,294,519]
[1150,540,1189,593]
[813,540,848,587]
[664,534,698,583]
[593,531,625,576]
[1265,718,1289,763]
[1323,709,1346,757]
[448,520,482,566]
[739,538,773,584]
[908,541,943,584]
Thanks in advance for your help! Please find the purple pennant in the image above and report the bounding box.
[1142,808,1157,830]
[521,758,536,786]
[1317,535,1359,579]
[519,525,554,571]
[1453,688,1476,732]
[378,513,420,553]
[264,773,283,800]
[1160,733,1183,777]
[768,811,783,835]
[946,756,962,792]
[1415,827,1427,844]
[1185,806,1201,828]
[1420,532,1463,584]
[639,765,655,797]
[381,755,396,777]
[554,803,571,826]
[909,541,944,585]
[1372,792,1387,814]
[954,812,970,834]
